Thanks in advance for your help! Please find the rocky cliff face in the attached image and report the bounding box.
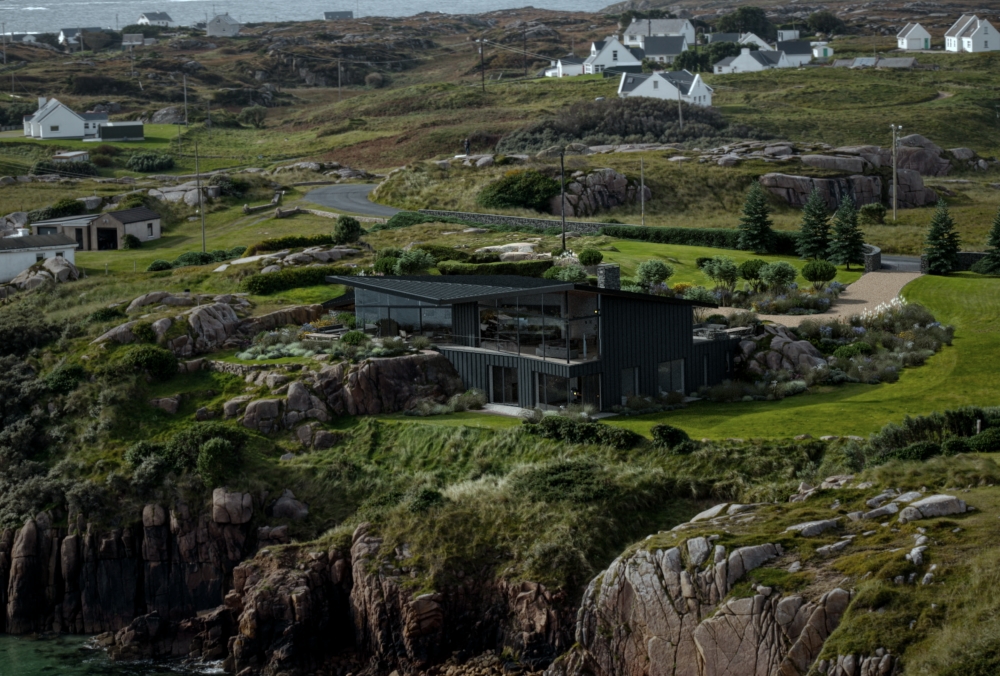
[0,490,254,637]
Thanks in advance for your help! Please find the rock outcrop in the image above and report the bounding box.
[737,324,827,378]
[8,256,82,291]
[316,352,465,416]
[759,173,884,210]
[548,168,650,219]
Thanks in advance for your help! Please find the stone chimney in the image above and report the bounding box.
[597,264,621,291]
[37,97,47,110]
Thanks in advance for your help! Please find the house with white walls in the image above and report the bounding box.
[714,47,790,73]
[617,69,713,106]
[58,28,103,48]
[945,15,999,52]
[583,37,643,74]
[813,42,834,59]
[642,36,689,64]
[739,32,774,50]
[22,98,108,140]
[777,29,800,41]
[544,55,586,77]
[0,234,78,284]
[137,12,175,27]
[776,40,812,66]
[622,19,695,49]
[897,23,931,50]
[207,13,241,38]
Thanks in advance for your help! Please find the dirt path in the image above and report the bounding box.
[720,271,923,327]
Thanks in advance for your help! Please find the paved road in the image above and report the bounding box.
[881,255,922,272]
[306,184,401,218]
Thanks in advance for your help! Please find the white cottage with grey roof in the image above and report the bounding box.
[623,18,695,50]
[776,40,812,66]
[583,37,643,74]
[897,23,931,50]
[617,70,713,106]
[714,47,790,74]
[642,36,689,64]
[945,15,998,52]
[207,13,241,38]
[138,12,175,27]
[0,234,78,284]
[22,98,107,140]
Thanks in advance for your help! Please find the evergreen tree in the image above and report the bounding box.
[923,200,961,275]
[827,195,866,270]
[985,206,1000,263]
[796,188,831,260]
[737,181,774,254]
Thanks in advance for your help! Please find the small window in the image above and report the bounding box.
[653,80,658,89]
[36,254,44,262]
[612,50,618,61]
[50,125,59,131]
[147,223,154,237]
[84,123,89,129]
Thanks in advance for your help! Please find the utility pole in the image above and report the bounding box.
[478,38,486,92]
[640,157,645,227]
[677,83,683,130]
[206,100,211,137]
[559,149,567,251]
[183,74,188,125]
[523,26,527,78]
[2,23,6,66]
[338,58,342,101]
[891,123,902,221]
[195,139,206,253]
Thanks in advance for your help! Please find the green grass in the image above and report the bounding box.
[609,273,1000,439]
[378,411,522,430]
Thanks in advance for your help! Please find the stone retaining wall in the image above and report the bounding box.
[206,360,305,378]
[919,251,987,273]
[418,209,608,234]
[864,245,882,274]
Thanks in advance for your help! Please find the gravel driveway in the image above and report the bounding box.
[719,271,923,327]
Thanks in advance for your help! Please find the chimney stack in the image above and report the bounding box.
[597,264,621,291]
[37,97,47,110]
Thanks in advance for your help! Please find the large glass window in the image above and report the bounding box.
[621,367,638,404]
[491,366,518,405]
[536,373,570,410]
[658,359,685,396]
[478,291,599,363]
[354,289,452,339]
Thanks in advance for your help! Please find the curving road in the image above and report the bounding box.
[306,184,401,218]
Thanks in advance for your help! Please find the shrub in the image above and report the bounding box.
[196,437,239,485]
[365,72,386,88]
[510,458,613,503]
[760,261,798,292]
[146,260,172,272]
[333,215,363,245]
[88,306,126,323]
[341,330,368,346]
[449,389,487,412]
[890,440,941,461]
[437,259,553,277]
[376,247,405,260]
[209,174,253,198]
[124,440,165,468]
[476,170,560,212]
[107,344,177,380]
[246,234,335,253]
[131,322,156,343]
[942,437,973,456]
[163,422,249,474]
[415,244,469,262]
[651,423,690,450]
[173,251,216,268]
[578,249,603,266]
[126,153,175,172]
[970,257,1000,276]
[470,252,502,263]
[396,249,436,275]
[636,260,674,287]
[28,197,88,224]
[970,428,1000,453]
[544,264,588,282]
[859,203,887,226]
[121,233,142,250]
[683,286,716,304]
[600,225,799,256]
[737,258,767,293]
[237,105,267,128]
[695,257,712,269]
[238,265,355,294]
[524,416,643,450]
[833,342,874,359]
[702,256,739,296]
[44,364,87,394]
[801,260,838,290]
[407,487,444,512]
[373,257,399,274]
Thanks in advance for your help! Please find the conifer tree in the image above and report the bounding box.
[924,200,961,275]
[984,206,1000,264]
[827,195,866,270]
[796,188,831,260]
[737,181,774,254]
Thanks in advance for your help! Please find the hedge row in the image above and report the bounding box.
[437,259,554,277]
[372,211,564,237]
[239,264,355,295]
[524,416,643,450]
[245,234,337,256]
[599,225,800,256]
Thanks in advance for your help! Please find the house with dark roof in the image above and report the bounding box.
[0,234,78,283]
[642,36,689,64]
[945,14,998,53]
[776,40,813,66]
[714,47,790,74]
[324,11,354,20]
[618,69,713,106]
[138,12,175,27]
[623,18,695,49]
[707,32,740,44]
[327,271,738,411]
[32,207,162,251]
[583,36,644,75]
[58,28,104,48]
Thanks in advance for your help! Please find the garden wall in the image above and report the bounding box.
[418,210,604,233]
[864,245,882,274]
[919,251,986,273]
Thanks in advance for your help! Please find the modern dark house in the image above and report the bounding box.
[328,268,737,411]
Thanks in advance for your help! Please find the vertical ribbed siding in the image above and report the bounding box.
[452,302,480,347]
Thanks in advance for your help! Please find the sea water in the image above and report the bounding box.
[2,0,610,35]
[0,634,221,676]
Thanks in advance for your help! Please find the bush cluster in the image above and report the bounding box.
[245,234,336,255]
[437,259,553,277]
[30,160,99,178]
[864,405,1000,465]
[103,344,177,381]
[523,416,643,450]
[209,174,254,198]
[121,233,142,250]
[87,306,126,323]
[28,197,88,222]
[476,170,560,212]
[0,301,61,356]
[124,422,250,481]
[126,153,175,173]
[146,246,246,272]
[651,423,691,450]
[239,264,355,295]
[601,224,799,256]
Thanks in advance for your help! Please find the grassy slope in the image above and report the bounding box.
[607,273,999,439]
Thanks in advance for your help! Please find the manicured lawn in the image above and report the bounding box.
[378,411,522,430]
[602,240,864,287]
[607,273,1000,439]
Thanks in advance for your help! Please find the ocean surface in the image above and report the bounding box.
[0,635,221,676]
[0,0,609,35]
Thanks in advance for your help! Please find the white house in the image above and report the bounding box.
[122,33,145,48]
[623,19,695,49]
[58,28,103,48]
[23,98,107,140]
[137,12,175,27]
[617,69,713,106]
[739,32,774,50]
[544,55,585,77]
[812,42,834,59]
[0,234,78,284]
[714,47,790,74]
[776,40,812,66]
[777,29,800,41]
[53,150,90,164]
[643,36,689,64]
[583,37,643,74]
[897,23,931,50]
[945,15,998,52]
[706,32,740,44]
[324,11,354,20]
[206,13,241,38]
